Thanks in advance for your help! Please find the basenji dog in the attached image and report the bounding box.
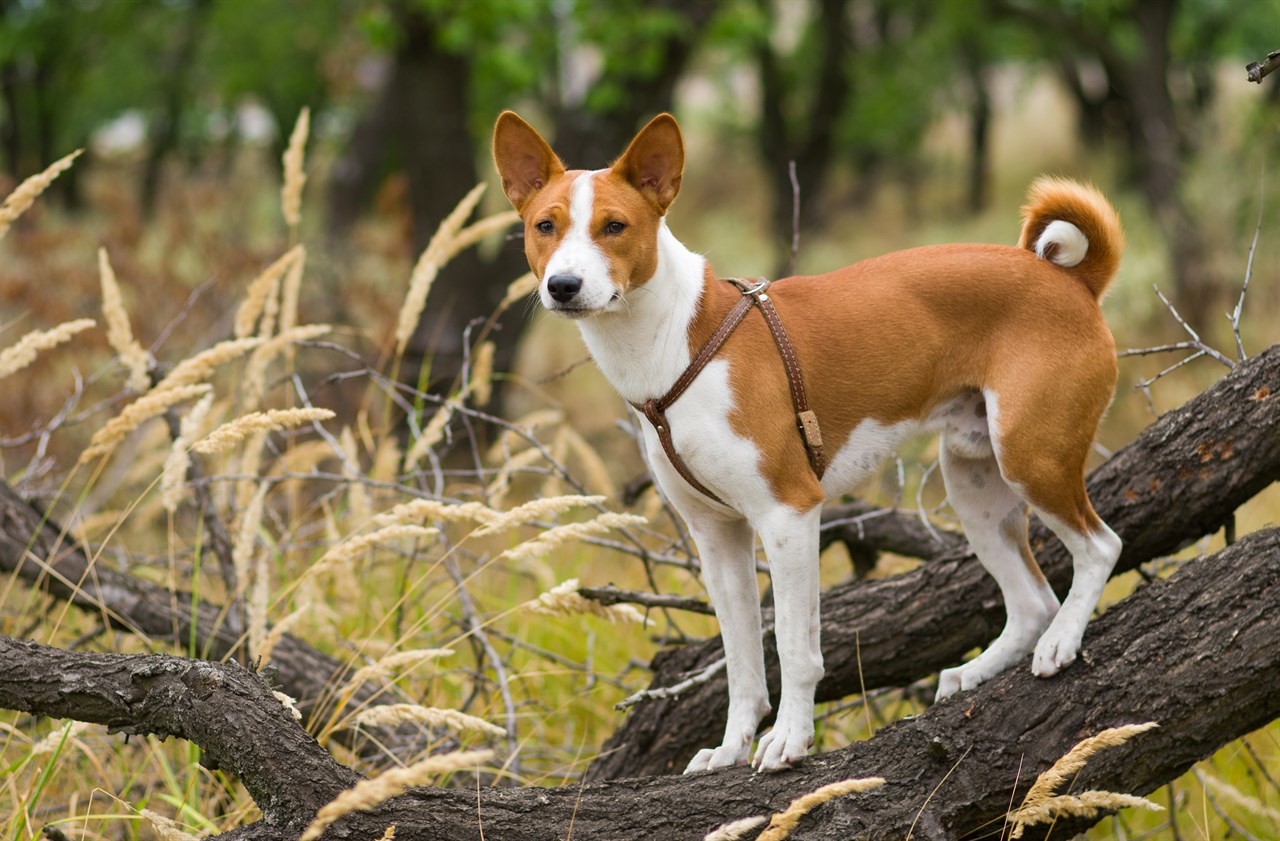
[493,111,1124,773]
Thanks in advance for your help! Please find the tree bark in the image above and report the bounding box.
[586,343,1280,780]
[2,527,1275,840]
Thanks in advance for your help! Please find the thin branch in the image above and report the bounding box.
[614,657,725,711]
[577,584,713,616]
[788,159,801,277]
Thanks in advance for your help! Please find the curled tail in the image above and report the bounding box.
[1018,176,1124,300]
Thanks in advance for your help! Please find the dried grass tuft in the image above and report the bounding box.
[403,400,456,471]
[193,407,334,455]
[339,426,372,525]
[524,578,647,624]
[353,703,506,739]
[497,271,539,312]
[80,383,211,463]
[161,393,214,512]
[1013,791,1162,834]
[370,498,497,530]
[394,183,487,355]
[281,106,310,229]
[468,340,495,407]
[0,319,96,380]
[306,524,439,582]
[502,512,646,564]
[298,750,494,841]
[139,809,201,841]
[756,777,886,841]
[472,494,604,537]
[0,148,82,239]
[340,648,454,695]
[156,337,264,391]
[1010,722,1161,838]
[98,248,151,391]
[235,246,305,339]
[243,321,328,405]
[28,721,91,757]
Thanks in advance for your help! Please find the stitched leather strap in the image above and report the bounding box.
[752,289,827,478]
[633,278,826,504]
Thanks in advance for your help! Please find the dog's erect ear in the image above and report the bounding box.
[613,113,684,214]
[493,111,566,212]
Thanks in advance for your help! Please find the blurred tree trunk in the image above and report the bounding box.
[757,0,853,278]
[962,42,991,214]
[550,0,718,168]
[140,0,211,217]
[327,7,526,405]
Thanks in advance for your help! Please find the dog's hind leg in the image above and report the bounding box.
[936,439,1061,700]
[683,513,770,773]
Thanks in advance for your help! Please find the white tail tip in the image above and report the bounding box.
[1035,220,1088,268]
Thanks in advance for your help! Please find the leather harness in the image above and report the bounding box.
[631,278,826,505]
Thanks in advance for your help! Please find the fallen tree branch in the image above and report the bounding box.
[578,583,714,616]
[0,479,419,755]
[587,343,1280,779]
[2,528,1275,840]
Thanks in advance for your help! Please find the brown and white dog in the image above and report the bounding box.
[493,111,1124,773]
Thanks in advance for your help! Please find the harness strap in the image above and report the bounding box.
[632,278,826,505]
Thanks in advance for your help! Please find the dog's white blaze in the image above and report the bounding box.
[541,171,616,311]
[1035,220,1088,268]
[577,222,706,404]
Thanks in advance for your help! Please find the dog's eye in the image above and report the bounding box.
[605,220,626,235]
[536,220,555,234]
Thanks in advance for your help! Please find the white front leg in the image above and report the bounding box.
[682,511,770,773]
[752,504,824,771]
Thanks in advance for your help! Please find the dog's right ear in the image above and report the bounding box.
[493,111,565,213]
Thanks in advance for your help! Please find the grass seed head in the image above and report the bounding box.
[0,148,82,239]
[193,407,335,455]
[80,383,211,464]
[281,106,310,229]
[298,749,494,841]
[0,319,96,380]
[757,777,886,841]
[98,247,151,391]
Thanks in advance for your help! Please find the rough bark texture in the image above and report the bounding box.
[0,479,412,754]
[2,528,1275,840]
[587,344,1280,780]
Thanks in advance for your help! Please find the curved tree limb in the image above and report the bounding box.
[1,528,1275,840]
[587,343,1280,780]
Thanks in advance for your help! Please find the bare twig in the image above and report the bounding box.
[1230,167,1265,361]
[614,657,725,711]
[577,584,713,616]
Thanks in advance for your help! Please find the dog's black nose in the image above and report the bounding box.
[546,274,582,303]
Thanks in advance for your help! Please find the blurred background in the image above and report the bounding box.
[1,0,1276,411]
[0,1,1278,837]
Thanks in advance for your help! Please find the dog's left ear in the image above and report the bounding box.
[613,114,684,214]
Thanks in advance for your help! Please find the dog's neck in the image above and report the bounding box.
[575,221,708,405]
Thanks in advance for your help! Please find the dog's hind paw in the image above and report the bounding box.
[751,721,813,772]
[684,744,750,774]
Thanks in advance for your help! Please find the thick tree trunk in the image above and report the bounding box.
[586,344,1280,780]
[2,528,1275,840]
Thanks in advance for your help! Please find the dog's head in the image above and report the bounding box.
[492,111,684,318]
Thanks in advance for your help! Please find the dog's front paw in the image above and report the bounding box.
[751,720,813,772]
[1032,626,1081,677]
[684,743,751,774]
[935,666,964,701]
